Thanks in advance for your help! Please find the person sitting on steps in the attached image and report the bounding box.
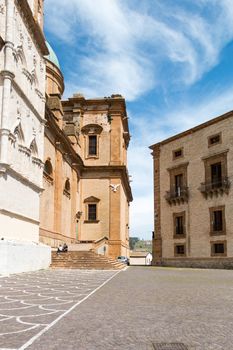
[56,243,68,254]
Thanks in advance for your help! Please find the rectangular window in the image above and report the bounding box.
[211,162,222,187]
[173,148,183,159]
[88,135,97,156]
[213,211,223,231]
[175,216,184,235]
[209,206,225,235]
[88,204,97,221]
[175,174,183,196]
[211,241,226,256]
[174,244,185,256]
[208,133,221,147]
[173,212,186,238]
[214,243,224,254]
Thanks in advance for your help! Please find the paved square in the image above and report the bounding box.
[1,267,233,349]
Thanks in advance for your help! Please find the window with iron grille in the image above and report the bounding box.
[88,135,97,156]
[88,204,97,221]
[175,244,185,256]
[173,148,183,159]
[214,243,224,254]
[211,241,226,256]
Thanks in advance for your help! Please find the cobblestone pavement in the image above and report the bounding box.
[1,267,233,350]
[0,269,118,350]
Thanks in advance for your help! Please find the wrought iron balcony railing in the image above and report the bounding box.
[199,177,230,198]
[165,186,189,205]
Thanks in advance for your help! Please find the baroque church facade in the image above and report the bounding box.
[0,0,132,275]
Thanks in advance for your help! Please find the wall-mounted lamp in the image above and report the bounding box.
[76,211,82,219]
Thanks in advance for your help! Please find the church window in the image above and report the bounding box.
[84,196,100,223]
[88,135,97,156]
[63,178,71,198]
[43,158,53,184]
[88,204,97,221]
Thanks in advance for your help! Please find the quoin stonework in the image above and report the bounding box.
[0,0,132,275]
[150,111,233,269]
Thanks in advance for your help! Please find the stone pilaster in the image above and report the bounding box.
[151,144,162,265]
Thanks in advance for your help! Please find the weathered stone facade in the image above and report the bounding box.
[150,111,233,268]
[0,0,50,274]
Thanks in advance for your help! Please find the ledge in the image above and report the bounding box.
[84,220,100,224]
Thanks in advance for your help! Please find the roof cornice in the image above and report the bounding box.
[149,110,233,149]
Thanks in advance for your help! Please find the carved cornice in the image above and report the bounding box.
[62,95,130,136]
[150,110,233,149]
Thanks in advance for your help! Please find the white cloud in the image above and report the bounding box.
[45,0,233,100]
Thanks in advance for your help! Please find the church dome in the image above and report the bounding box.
[45,41,60,69]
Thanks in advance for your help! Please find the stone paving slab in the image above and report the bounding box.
[0,269,118,349]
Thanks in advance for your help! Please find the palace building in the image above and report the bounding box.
[0,0,132,274]
[150,111,233,269]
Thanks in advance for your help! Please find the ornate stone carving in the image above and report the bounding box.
[0,4,4,14]
[27,36,32,50]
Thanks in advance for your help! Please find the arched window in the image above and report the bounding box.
[43,158,53,184]
[44,159,53,176]
[63,178,71,198]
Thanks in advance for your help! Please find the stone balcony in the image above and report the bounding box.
[199,177,230,198]
[165,187,189,205]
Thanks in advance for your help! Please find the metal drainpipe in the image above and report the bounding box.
[0,0,15,171]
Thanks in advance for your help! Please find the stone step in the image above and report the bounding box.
[50,251,126,270]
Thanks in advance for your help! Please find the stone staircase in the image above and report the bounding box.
[50,251,127,270]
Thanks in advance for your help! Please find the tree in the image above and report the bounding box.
[129,237,139,250]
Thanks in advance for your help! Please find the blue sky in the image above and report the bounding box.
[44,0,233,240]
